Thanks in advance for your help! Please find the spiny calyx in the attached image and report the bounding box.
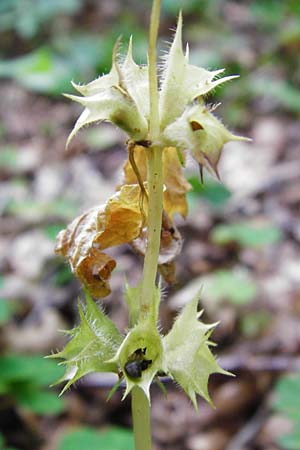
[51,287,230,409]
[66,13,248,178]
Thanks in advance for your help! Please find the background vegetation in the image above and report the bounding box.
[0,1,300,449]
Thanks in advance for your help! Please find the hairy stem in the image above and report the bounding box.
[148,0,160,141]
[140,145,163,319]
[132,2,162,450]
[139,0,163,319]
[132,387,152,450]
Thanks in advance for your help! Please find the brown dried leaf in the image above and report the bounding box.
[76,249,116,297]
[95,184,145,249]
[162,147,192,219]
[122,145,191,219]
[55,184,143,298]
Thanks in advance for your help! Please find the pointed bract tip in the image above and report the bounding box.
[185,43,189,61]
[63,93,84,104]
[45,353,56,359]
[214,166,221,181]
[128,35,133,53]
[239,136,252,142]
[174,10,183,43]
[70,80,85,94]
[212,68,225,77]
[59,382,71,397]
[124,35,134,65]
[65,132,74,150]
[112,35,123,64]
[178,10,183,25]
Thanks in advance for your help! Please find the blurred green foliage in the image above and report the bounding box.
[0,354,65,415]
[43,224,66,241]
[211,222,282,248]
[57,427,134,450]
[0,433,18,450]
[0,0,148,95]
[188,176,231,208]
[0,0,83,38]
[249,0,300,27]
[52,264,74,287]
[240,310,271,338]
[203,269,257,305]
[0,300,16,325]
[0,148,18,170]
[5,198,78,219]
[0,31,147,95]
[0,0,298,121]
[161,0,213,15]
[0,43,101,95]
[273,375,300,449]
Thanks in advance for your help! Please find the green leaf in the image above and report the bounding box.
[15,388,65,415]
[6,198,78,220]
[53,264,73,287]
[204,269,257,305]
[211,221,282,248]
[250,77,300,113]
[58,427,134,450]
[0,355,65,416]
[273,374,300,449]
[0,147,18,170]
[50,291,123,393]
[161,0,203,15]
[0,354,64,386]
[274,375,300,415]
[188,176,231,207]
[279,430,300,450]
[240,311,271,337]
[0,380,8,395]
[250,0,286,28]
[0,48,72,95]
[0,300,15,325]
[163,295,230,409]
[0,0,83,38]
[43,224,65,241]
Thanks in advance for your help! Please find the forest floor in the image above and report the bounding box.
[0,2,300,450]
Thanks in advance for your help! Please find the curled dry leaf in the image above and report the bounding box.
[55,184,144,298]
[122,145,192,219]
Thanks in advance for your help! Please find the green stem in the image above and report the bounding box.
[139,0,163,320]
[140,145,163,319]
[131,3,162,450]
[132,387,152,450]
[148,0,160,141]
